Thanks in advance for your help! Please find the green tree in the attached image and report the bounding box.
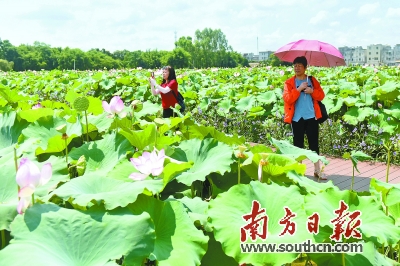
[266,54,292,66]
[0,40,19,70]
[163,48,191,69]
[0,59,13,71]
[193,28,232,67]
[57,47,90,70]
[86,49,121,69]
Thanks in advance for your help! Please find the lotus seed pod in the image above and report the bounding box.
[74,96,89,111]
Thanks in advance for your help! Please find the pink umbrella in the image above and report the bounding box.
[274,39,346,67]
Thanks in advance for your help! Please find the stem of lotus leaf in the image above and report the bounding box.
[342,252,345,266]
[115,118,119,135]
[342,238,347,266]
[238,158,241,184]
[32,194,35,205]
[191,184,194,199]
[1,229,5,249]
[65,138,68,164]
[386,149,390,184]
[14,147,19,195]
[84,111,89,142]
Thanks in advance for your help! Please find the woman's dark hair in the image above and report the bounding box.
[162,66,176,84]
[293,56,308,68]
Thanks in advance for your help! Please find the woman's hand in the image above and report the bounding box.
[297,82,308,92]
[304,87,314,94]
[149,78,157,87]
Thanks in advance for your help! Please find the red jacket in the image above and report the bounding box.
[283,76,325,124]
[160,79,178,109]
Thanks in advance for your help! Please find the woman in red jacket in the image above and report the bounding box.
[149,66,179,118]
[283,56,327,180]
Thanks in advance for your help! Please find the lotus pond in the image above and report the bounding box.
[0,66,400,266]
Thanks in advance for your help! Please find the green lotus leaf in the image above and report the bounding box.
[87,96,103,115]
[18,107,54,123]
[19,116,82,156]
[218,98,234,113]
[242,153,306,182]
[235,95,256,112]
[198,96,211,110]
[376,113,398,134]
[0,84,31,105]
[134,101,161,119]
[308,241,393,266]
[375,81,400,101]
[356,91,375,107]
[256,91,276,105]
[304,188,400,246]
[370,178,400,207]
[0,111,29,151]
[171,196,212,232]
[119,124,157,150]
[343,107,375,126]
[99,78,116,91]
[128,195,208,264]
[270,137,329,165]
[0,204,155,266]
[187,124,245,145]
[286,170,336,194]
[169,138,234,186]
[0,153,18,230]
[254,80,270,90]
[342,150,372,173]
[86,112,113,133]
[338,81,360,97]
[116,77,131,86]
[156,116,185,132]
[201,232,238,266]
[208,181,312,266]
[51,173,165,210]
[40,99,71,110]
[328,98,344,114]
[68,132,131,174]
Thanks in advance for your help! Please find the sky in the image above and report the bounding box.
[1,0,400,54]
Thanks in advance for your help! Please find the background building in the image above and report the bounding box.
[244,44,400,66]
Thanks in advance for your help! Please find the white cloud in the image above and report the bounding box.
[330,21,339,26]
[370,18,381,25]
[338,8,351,14]
[309,11,328,24]
[358,3,380,16]
[386,7,400,17]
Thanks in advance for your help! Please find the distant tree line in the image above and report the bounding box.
[0,28,249,72]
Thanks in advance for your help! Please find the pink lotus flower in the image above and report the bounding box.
[129,149,166,181]
[16,158,52,214]
[234,72,240,77]
[279,70,285,76]
[32,103,42,109]
[266,66,272,70]
[102,96,126,118]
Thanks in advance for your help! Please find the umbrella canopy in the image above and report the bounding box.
[274,39,346,67]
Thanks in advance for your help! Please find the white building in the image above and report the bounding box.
[339,44,400,66]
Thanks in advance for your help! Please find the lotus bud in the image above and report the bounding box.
[131,100,143,112]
